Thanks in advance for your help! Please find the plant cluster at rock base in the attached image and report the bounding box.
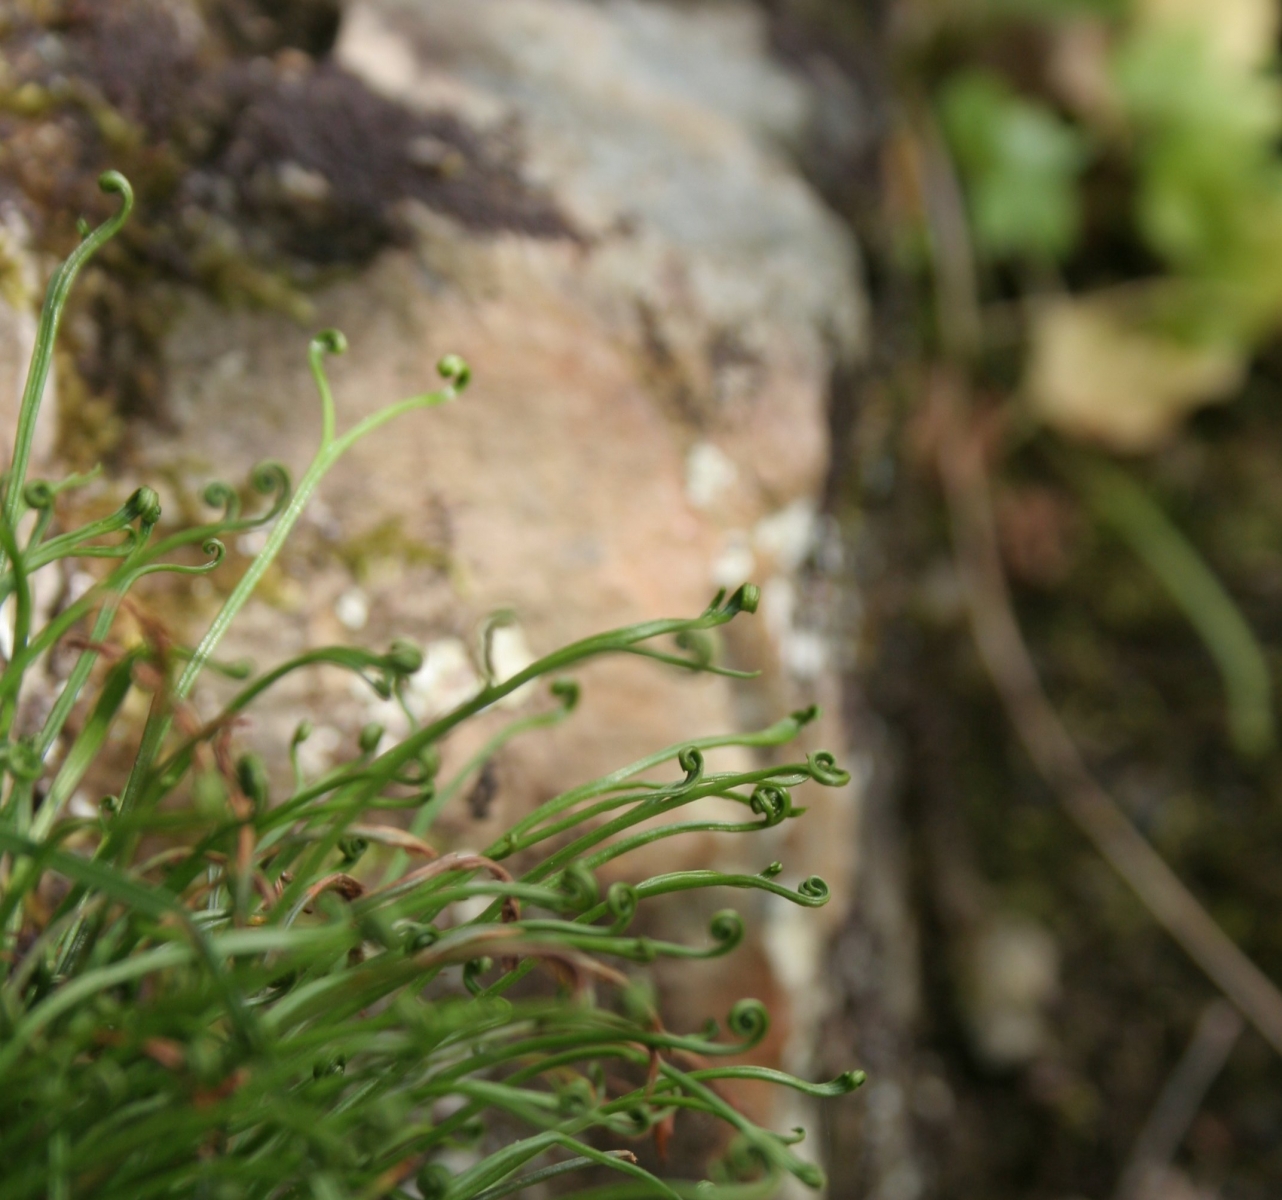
[0,173,860,1199]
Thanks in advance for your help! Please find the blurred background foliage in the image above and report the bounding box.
[770,0,1282,1194]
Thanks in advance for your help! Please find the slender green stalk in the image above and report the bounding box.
[1076,456,1274,757]
[1,173,133,552]
[0,172,857,1200]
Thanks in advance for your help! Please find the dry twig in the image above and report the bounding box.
[1114,999,1243,1200]
[932,371,1282,1056]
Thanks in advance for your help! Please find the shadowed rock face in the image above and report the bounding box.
[1,0,866,1171]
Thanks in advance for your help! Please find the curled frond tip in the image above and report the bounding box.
[310,329,348,358]
[125,486,162,527]
[98,169,134,210]
[550,677,581,710]
[437,353,471,390]
[808,750,851,787]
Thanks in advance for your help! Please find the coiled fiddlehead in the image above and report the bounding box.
[707,583,760,618]
[556,1075,596,1117]
[246,460,292,523]
[798,876,831,902]
[602,1104,654,1138]
[383,638,424,679]
[807,750,851,787]
[707,909,745,956]
[202,480,241,525]
[19,467,102,530]
[437,353,472,389]
[125,488,163,529]
[677,745,705,785]
[338,836,369,866]
[22,481,56,513]
[463,957,493,996]
[791,703,820,727]
[549,678,581,712]
[402,923,441,954]
[726,998,770,1050]
[719,1135,772,1182]
[18,486,163,580]
[311,328,348,358]
[749,782,792,827]
[0,174,860,1200]
[558,862,600,912]
[200,462,292,532]
[605,881,639,932]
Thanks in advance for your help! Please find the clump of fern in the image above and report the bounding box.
[0,173,860,1200]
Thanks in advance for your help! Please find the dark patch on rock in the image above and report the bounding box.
[63,1,206,139]
[466,760,499,820]
[213,0,343,58]
[203,60,574,263]
[0,0,574,429]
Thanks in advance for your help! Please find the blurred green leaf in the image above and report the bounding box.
[1116,28,1282,281]
[939,69,1091,262]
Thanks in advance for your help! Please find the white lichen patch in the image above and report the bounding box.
[67,571,96,603]
[406,637,483,719]
[711,530,755,588]
[685,441,738,510]
[487,621,537,709]
[68,790,97,821]
[759,573,829,680]
[236,529,270,557]
[334,587,370,632]
[780,628,828,680]
[760,574,797,643]
[753,499,816,572]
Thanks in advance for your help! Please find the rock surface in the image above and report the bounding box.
[4,0,866,1158]
[158,0,858,887]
